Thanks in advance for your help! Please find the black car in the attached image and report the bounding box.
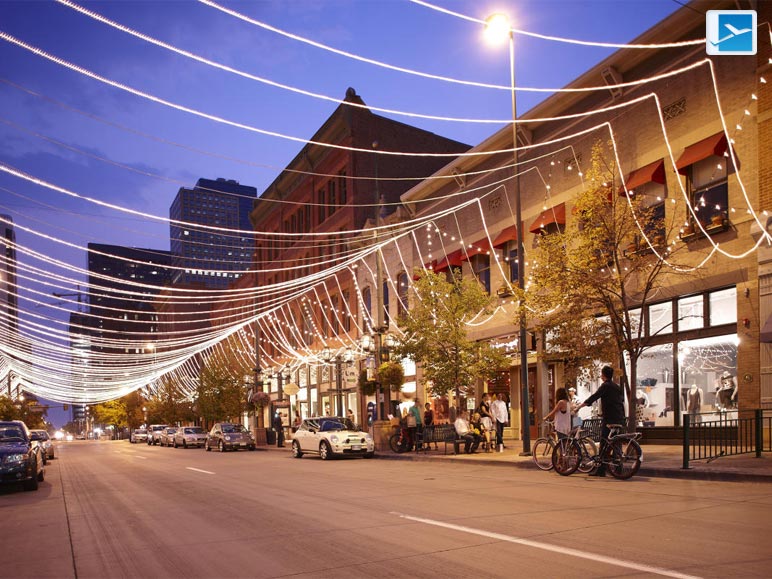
[0,421,45,491]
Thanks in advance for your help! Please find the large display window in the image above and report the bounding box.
[678,335,738,422]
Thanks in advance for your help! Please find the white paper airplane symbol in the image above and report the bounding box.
[710,23,752,46]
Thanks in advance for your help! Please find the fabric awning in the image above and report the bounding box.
[461,238,493,261]
[492,224,520,249]
[435,250,463,272]
[761,313,772,343]
[529,202,566,234]
[619,159,666,195]
[676,133,728,175]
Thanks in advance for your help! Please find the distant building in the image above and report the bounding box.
[86,243,172,355]
[0,215,18,337]
[170,178,257,289]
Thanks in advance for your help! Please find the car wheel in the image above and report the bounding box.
[183,440,187,449]
[319,441,332,461]
[218,440,225,452]
[205,442,210,452]
[24,460,39,491]
[291,441,303,458]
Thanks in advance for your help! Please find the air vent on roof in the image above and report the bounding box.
[662,97,686,121]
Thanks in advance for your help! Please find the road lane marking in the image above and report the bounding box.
[392,512,701,579]
[134,455,147,460]
[186,467,215,475]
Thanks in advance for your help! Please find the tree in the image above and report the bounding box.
[196,360,247,424]
[394,270,508,401]
[91,399,128,433]
[527,140,690,429]
[0,394,47,429]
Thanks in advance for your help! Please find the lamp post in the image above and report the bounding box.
[142,406,147,427]
[321,347,354,417]
[485,13,531,455]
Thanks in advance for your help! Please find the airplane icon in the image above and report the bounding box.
[710,23,752,46]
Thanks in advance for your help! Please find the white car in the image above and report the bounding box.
[291,416,374,460]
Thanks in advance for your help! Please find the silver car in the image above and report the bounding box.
[130,429,148,444]
[29,429,55,461]
[172,426,207,448]
[158,427,178,447]
[147,424,168,445]
[205,423,255,452]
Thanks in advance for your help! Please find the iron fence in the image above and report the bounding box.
[683,409,772,469]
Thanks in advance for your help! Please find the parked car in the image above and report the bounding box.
[0,421,45,491]
[159,427,178,447]
[205,423,255,452]
[173,426,207,448]
[130,429,148,444]
[29,429,55,461]
[291,416,374,460]
[147,424,168,445]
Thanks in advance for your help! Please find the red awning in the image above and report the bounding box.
[676,133,728,175]
[619,159,666,196]
[461,238,493,261]
[529,202,566,234]
[492,224,519,249]
[435,250,463,272]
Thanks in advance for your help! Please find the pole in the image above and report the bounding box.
[335,356,344,416]
[507,31,530,456]
[373,140,385,421]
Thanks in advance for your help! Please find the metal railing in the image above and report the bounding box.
[683,409,772,469]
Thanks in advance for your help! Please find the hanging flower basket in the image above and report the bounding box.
[358,370,377,396]
[252,391,271,410]
[379,361,405,392]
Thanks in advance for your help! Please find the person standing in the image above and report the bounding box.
[490,393,509,452]
[575,365,625,477]
[423,401,438,450]
[406,401,422,451]
[543,388,571,437]
[273,412,285,448]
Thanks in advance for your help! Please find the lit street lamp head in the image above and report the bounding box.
[485,13,511,44]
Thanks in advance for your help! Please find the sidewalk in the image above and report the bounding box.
[372,442,772,482]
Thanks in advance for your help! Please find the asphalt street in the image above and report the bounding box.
[3,440,771,578]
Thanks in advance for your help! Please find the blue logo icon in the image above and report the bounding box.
[706,10,756,55]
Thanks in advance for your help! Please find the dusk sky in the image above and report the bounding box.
[0,0,685,426]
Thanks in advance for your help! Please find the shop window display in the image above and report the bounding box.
[632,343,674,426]
[678,335,737,420]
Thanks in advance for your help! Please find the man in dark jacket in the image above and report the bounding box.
[576,365,625,477]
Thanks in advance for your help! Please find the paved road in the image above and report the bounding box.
[3,440,771,578]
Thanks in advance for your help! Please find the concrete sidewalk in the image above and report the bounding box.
[262,440,772,482]
[373,441,772,482]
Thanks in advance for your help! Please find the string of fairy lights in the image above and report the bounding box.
[0,1,769,405]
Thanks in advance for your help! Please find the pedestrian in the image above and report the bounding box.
[406,400,422,451]
[575,365,625,477]
[543,387,572,437]
[490,393,509,452]
[346,408,356,428]
[423,401,438,450]
[453,409,481,454]
[273,412,285,448]
[292,411,301,434]
[478,393,494,451]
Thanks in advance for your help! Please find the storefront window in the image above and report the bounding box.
[633,344,674,426]
[678,295,704,330]
[709,287,736,326]
[678,335,737,422]
[648,301,672,336]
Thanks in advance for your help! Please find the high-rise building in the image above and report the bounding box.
[169,178,257,289]
[0,215,18,337]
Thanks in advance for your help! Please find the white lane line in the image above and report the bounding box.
[134,455,147,460]
[392,512,701,579]
[186,467,215,475]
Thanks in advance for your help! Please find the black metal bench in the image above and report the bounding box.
[420,424,466,454]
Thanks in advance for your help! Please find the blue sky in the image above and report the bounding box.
[0,0,685,426]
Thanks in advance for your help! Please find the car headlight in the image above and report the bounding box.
[224,435,231,441]
[365,434,373,442]
[330,435,339,443]
[4,454,26,464]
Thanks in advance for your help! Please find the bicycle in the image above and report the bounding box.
[551,426,598,475]
[389,423,412,453]
[531,420,558,471]
[553,423,642,479]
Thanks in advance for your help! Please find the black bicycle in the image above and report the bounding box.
[389,423,412,453]
[553,423,641,479]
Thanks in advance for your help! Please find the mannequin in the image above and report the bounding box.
[716,371,738,411]
[687,384,702,422]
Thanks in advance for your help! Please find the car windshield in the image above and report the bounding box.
[33,431,50,440]
[221,424,246,434]
[185,427,203,434]
[134,429,146,434]
[166,428,177,433]
[0,427,26,441]
[318,418,356,432]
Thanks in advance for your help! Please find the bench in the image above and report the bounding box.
[419,424,467,455]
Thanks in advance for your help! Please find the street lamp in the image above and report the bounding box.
[142,406,147,427]
[485,12,531,455]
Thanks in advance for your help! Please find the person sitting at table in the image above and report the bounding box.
[454,409,481,454]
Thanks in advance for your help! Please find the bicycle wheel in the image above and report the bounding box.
[389,433,402,453]
[552,438,581,476]
[606,439,642,480]
[531,438,555,471]
[577,436,598,474]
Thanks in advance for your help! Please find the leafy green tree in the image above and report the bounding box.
[0,394,47,428]
[196,360,247,424]
[394,270,508,400]
[528,140,690,428]
[91,399,128,433]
